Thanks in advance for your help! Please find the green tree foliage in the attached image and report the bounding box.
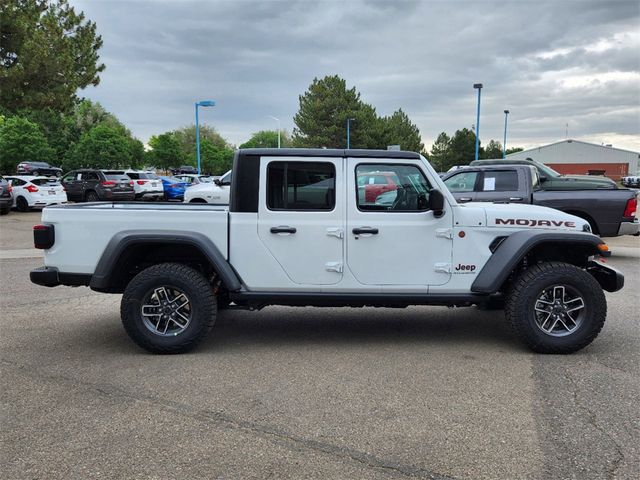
[381,109,424,153]
[293,75,386,149]
[429,132,451,172]
[172,124,229,165]
[0,116,54,173]
[240,130,290,149]
[481,139,503,159]
[447,128,479,168]
[148,132,183,171]
[66,124,131,170]
[196,139,234,175]
[506,147,524,155]
[0,0,105,113]
[71,99,127,136]
[17,107,76,160]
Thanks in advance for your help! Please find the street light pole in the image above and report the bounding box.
[346,118,355,149]
[195,100,216,174]
[269,116,281,148]
[473,83,483,161]
[503,109,510,158]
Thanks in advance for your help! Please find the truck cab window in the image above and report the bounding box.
[444,171,478,192]
[356,164,431,211]
[267,161,335,210]
[481,171,518,191]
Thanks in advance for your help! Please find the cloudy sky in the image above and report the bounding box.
[71,0,640,152]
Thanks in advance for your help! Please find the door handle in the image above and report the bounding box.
[352,227,379,235]
[270,226,297,234]
[458,197,472,203]
[509,197,524,202]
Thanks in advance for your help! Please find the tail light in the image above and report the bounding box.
[7,185,12,193]
[101,181,116,187]
[129,180,134,186]
[136,180,147,185]
[25,184,39,193]
[34,224,55,249]
[623,197,637,217]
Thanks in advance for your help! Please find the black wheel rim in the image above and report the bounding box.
[533,285,586,337]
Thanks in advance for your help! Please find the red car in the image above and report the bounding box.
[357,171,399,204]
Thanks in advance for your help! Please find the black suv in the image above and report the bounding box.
[171,165,198,175]
[17,161,63,177]
[0,176,12,215]
[61,170,135,202]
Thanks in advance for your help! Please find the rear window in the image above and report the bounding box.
[127,172,159,180]
[31,178,61,186]
[267,161,335,210]
[105,174,131,181]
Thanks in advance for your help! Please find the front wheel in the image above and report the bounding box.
[505,262,606,354]
[121,263,217,354]
[16,196,30,212]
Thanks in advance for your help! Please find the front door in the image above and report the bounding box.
[62,171,82,201]
[257,157,344,285]
[346,159,453,287]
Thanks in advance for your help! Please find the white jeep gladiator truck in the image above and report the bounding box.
[30,149,624,354]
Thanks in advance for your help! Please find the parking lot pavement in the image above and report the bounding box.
[1,211,638,479]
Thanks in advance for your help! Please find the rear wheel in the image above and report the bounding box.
[85,191,99,202]
[505,262,606,354]
[0,205,10,215]
[16,196,29,212]
[121,263,216,354]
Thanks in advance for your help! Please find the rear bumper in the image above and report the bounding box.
[617,219,640,236]
[30,267,91,288]
[136,190,164,199]
[104,191,136,201]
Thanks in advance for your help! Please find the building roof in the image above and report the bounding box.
[506,139,639,157]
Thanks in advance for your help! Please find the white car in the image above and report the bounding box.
[124,170,164,200]
[183,170,231,204]
[6,176,68,211]
[173,174,218,186]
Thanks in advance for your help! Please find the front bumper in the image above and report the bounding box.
[617,219,640,236]
[587,259,624,292]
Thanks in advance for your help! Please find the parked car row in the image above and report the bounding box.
[621,176,640,188]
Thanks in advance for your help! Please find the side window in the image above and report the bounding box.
[82,172,99,181]
[481,171,519,191]
[127,172,140,179]
[63,173,76,183]
[267,161,335,210]
[444,171,478,192]
[356,164,431,212]
[11,178,25,186]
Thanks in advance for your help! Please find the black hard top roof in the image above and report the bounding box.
[238,148,421,160]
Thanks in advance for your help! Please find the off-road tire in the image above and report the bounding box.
[85,191,99,202]
[121,263,216,354]
[16,196,29,212]
[505,262,606,354]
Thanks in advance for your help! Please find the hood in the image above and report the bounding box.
[555,174,616,187]
[470,202,590,233]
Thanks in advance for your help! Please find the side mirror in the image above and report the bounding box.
[214,178,222,186]
[539,175,548,182]
[429,189,445,217]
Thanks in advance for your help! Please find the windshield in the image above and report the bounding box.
[31,178,61,186]
[532,160,560,177]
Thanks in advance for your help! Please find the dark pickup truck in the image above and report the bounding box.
[442,165,638,237]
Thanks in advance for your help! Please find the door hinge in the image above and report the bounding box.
[325,262,343,273]
[434,263,452,274]
[436,228,453,239]
[326,227,343,239]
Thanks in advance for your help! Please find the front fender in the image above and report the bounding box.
[471,230,606,294]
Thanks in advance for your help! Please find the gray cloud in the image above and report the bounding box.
[73,0,640,151]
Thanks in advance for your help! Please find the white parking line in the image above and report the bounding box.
[0,249,43,260]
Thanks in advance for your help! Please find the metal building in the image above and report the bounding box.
[506,139,639,180]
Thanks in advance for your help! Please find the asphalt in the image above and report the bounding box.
[1,211,638,479]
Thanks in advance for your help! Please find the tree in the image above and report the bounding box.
[506,147,524,155]
[430,132,451,172]
[293,75,381,149]
[17,107,76,160]
[381,109,424,153]
[482,139,503,159]
[196,139,234,175]
[240,130,290,149]
[71,99,127,136]
[66,124,131,170]
[0,116,54,173]
[0,0,105,113]
[171,124,229,164]
[148,132,183,171]
[128,138,145,169]
[447,128,478,169]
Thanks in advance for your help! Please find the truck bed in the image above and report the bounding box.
[41,202,229,274]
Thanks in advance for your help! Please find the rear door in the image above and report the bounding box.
[62,171,82,200]
[257,157,344,285]
[474,169,525,203]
